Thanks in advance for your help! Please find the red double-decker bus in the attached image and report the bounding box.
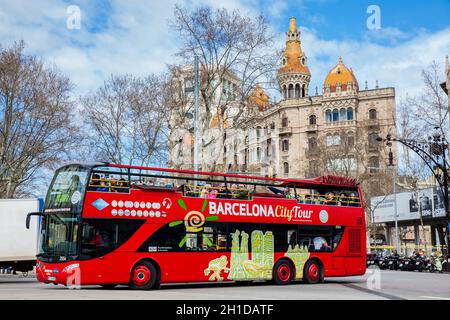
[27,162,366,289]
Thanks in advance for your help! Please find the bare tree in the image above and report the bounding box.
[81,74,168,166]
[0,41,78,198]
[170,5,278,171]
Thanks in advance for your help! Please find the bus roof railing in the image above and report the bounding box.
[89,163,359,189]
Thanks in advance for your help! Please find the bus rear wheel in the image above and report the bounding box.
[303,260,322,284]
[273,260,294,285]
[130,261,158,290]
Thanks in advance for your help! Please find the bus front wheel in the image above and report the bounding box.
[272,260,294,285]
[303,260,322,284]
[130,261,159,290]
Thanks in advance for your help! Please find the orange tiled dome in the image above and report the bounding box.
[324,57,358,91]
[249,84,270,111]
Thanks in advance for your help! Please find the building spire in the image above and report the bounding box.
[289,17,298,33]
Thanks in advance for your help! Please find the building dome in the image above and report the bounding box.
[323,57,358,92]
[249,84,270,111]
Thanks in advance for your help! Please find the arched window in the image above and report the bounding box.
[283,162,289,176]
[332,109,339,122]
[295,84,300,98]
[309,114,317,125]
[288,84,294,99]
[270,122,275,130]
[325,110,332,122]
[302,84,306,97]
[340,108,346,121]
[282,139,289,152]
[369,109,377,119]
[256,147,261,161]
[302,58,305,65]
[368,132,379,148]
[308,137,317,151]
[281,114,288,127]
[347,107,354,121]
[369,157,379,173]
[256,126,262,140]
[283,85,287,100]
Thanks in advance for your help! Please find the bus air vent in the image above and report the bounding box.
[348,228,361,254]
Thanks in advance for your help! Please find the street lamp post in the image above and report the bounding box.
[377,129,449,270]
[376,137,400,253]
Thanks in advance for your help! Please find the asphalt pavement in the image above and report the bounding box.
[0,269,449,300]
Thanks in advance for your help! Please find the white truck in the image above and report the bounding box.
[0,198,42,273]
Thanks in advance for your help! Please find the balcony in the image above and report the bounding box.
[306,124,318,132]
[278,127,292,135]
[324,120,357,128]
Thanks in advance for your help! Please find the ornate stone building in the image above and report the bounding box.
[168,17,397,191]
[241,17,397,185]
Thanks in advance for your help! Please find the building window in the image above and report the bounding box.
[347,107,354,121]
[282,139,289,152]
[283,85,287,100]
[309,115,317,125]
[270,122,275,130]
[325,110,332,123]
[281,115,288,128]
[326,134,341,146]
[368,132,379,148]
[369,109,377,119]
[256,147,261,161]
[256,126,262,140]
[369,157,379,173]
[332,109,339,122]
[340,108,346,121]
[302,84,306,97]
[288,84,294,99]
[283,162,289,176]
[295,84,300,98]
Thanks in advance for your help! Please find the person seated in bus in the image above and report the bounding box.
[338,192,349,206]
[323,191,338,206]
[348,192,360,206]
[313,236,331,252]
[88,174,101,191]
[117,179,129,193]
[206,188,218,199]
[110,179,120,192]
[303,194,312,204]
[284,187,295,199]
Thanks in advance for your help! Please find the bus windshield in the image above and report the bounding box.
[38,212,79,261]
[39,165,90,261]
[45,165,89,212]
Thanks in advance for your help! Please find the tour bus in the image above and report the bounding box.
[27,162,366,289]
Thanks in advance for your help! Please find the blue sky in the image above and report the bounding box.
[0,0,449,101]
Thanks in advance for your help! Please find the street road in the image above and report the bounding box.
[0,269,449,300]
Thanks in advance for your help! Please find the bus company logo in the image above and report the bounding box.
[169,198,218,247]
[92,198,109,211]
[319,210,329,223]
[208,201,313,222]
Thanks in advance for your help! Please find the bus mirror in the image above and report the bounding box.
[26,212,44,229]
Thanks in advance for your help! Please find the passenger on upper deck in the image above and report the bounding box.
[323,191,338,206]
